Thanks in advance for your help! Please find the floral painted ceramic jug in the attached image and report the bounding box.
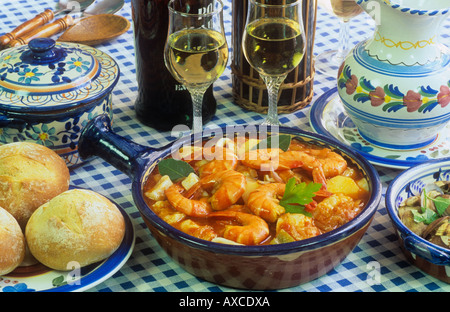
[337,0,450,150]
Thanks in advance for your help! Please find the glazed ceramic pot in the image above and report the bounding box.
[0,38,120,168]
[386,157,450,283]
[337,0,450,150]
[78,114,382,290]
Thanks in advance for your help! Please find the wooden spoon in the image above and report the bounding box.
[0,0,95,47]
[58,14,130,46]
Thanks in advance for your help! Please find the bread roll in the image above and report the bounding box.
[0,207,26,275]
[0,142,70,229]
[25,189,125,271]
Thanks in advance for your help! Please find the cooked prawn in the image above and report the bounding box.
[241,148,303,171]
[173,145,238,178]
[165,184,212,217]
[278,148,347,189]
[179,219,217,241]
[311,193,362,232]
[241,147,346,187]
[276,213,321,241]
[151,200,186,224]
[198,146,239,177]
[282,148,347,178]
[152,200,217,240]
[200,170,246,211]
[246,183,285,223]
[209,210,269,245]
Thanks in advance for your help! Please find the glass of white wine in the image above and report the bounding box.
[242,0,306,126]
[164,0,228,134]
[315,0,363,77]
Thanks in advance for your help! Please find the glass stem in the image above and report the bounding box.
[189,88,206,134]
[261,74,286,126]
[335,19,350,64]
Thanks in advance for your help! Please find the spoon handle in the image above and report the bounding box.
[8,15,74,48]
[0,9,55,47]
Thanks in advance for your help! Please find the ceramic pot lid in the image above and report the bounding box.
[0,38,120,113]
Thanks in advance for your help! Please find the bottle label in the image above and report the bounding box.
[175,84,187,91]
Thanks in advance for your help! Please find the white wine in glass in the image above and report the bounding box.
[164,0,228,134]
[315,0,363,77]
[242,0,306,126]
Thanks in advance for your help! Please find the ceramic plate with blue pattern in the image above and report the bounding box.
[0,192,135,292]
[309,88,450,169]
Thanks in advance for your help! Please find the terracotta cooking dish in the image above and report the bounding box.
[78,114,382,290]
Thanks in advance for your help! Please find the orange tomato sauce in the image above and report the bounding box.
[143,137,370,245]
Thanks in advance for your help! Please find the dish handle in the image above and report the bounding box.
[0,114,27,131]
[78,114,155,178]
[403,235,450,266]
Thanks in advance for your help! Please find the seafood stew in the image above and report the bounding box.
[143,134,371,246]
[398,180,450,250]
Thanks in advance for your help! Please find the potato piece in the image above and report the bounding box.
[212,237,244,245]
[215,137,236,150]
[357,178,369,192]
[181,172,200,191]
[177,145,203,160]
[236,138,260,158]
[145,175,173,201]
[270,229,296,245]
[327,175,361,198]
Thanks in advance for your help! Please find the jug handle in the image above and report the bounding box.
[78,114,157,179]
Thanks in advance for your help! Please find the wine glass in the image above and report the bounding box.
[315,0,363,77]
[242,0,306,126]
[164,0,228,134]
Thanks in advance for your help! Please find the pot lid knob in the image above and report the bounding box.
[22,38,65,65]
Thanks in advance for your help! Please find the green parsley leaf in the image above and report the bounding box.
[254,134,292,152]
[412,207,439,225]
[279,178,322,217]
[158,158,195,181]
[431,196,450,216]
[414,191,450,224]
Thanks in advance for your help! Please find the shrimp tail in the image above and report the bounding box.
[312,166,328,190]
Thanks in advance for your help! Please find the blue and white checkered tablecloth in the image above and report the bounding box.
[1,0,449,293]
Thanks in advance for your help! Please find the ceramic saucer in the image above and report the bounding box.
[309,87,450,169]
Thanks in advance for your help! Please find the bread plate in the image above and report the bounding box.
[0,190,135,292]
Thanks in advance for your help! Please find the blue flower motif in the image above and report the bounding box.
[441,169,450,181]
[405,154,429,161]
[2,283,35,292]
[17,67,43,84]
[406,179,426,197]
[67,57,90,73]
[350,142,374,153]
[25,124,59,147]
[49,62,72,83]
